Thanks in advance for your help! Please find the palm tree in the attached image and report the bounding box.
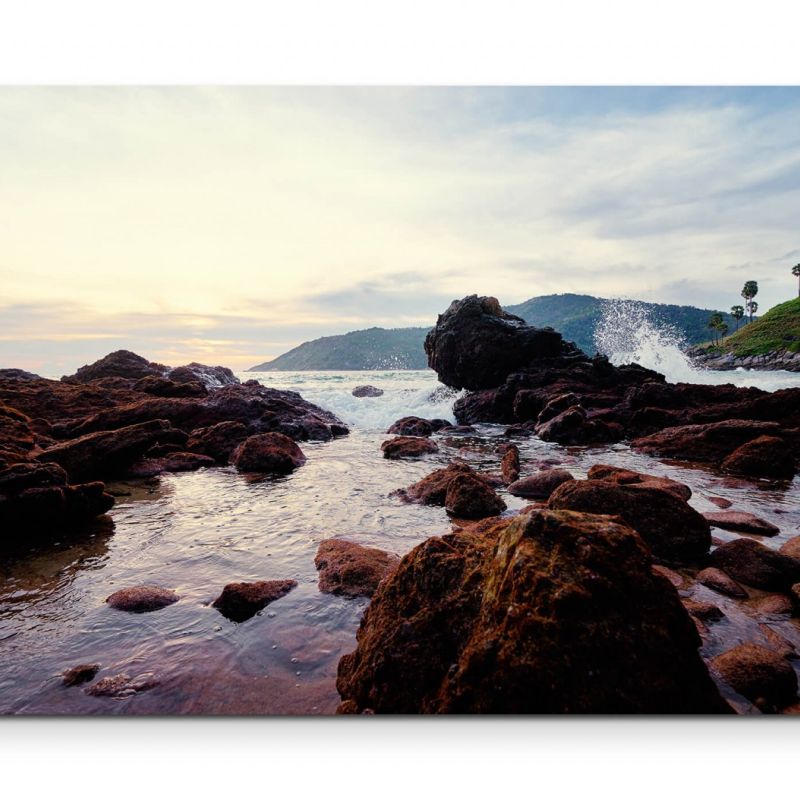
[749,301,758,318]
[718,322,729,340]
[741,281,759,323]
[707,312,724,345]
[793,263,800,297]
[730,305,744,331]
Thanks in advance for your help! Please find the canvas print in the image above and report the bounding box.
[1,87,799,715]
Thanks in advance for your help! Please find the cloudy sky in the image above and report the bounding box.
[2,86,799,374]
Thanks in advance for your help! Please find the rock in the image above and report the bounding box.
[695,567,748,599]
[0,403,37,462]
[444,471,506,520]
[352,385,384,398]
[535,404,621,446]
[230,433,306,474]
[387,416,434,437]
[703,511,780,537]
[586,464,692,502]
[106,586,179,613]
[185,421,249,463]
[38,419,179,481]
[424,295,578,390]
[711,644,798,712]
[61,663,100,686]
[779,536,800,560]
[212,579,297,622]
[126,451,216,478]
[721,435,796,480]
[336,509,730,713]
[62,350,167,383]
[503,424,535,437]
[381,436,439,459]
[707,496,733,509]
[84,672,158,698]
[682,599,723,621]
[167,363,239,389]
[753,594,793,615]
[0,368,42,380]
[548,478,711,562]
[133,375,208,397]
[507,469,574,500]
[653,564,685,588]
[315,540,400,598]
[758,624,797,660]
[401,463,489,506]
[438,425,476,434]
[0,461,114,535]
[709,538,800,591]
[499,444,520,485]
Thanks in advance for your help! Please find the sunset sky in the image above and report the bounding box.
[2,86,799,375]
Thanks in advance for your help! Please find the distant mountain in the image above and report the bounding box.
[249,327,430,371]
[506,293,737,355]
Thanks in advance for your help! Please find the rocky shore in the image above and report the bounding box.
[687,346,800,372]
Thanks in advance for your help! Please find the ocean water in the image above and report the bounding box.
[2,340,800,713]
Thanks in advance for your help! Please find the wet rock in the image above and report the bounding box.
[387,416,434,437]
[707,496,733,509]
[753,593,793,615]
[185,421,249,463]
[779,536,800,560]
[106,586,179,613]
[586,464,692,502]
[721,435,796,480]
[133,375,208,398]
[503,424,535,437]
[84,672,159,698]
[212,579,297,622]
[39,419,179,481]
[337,509,730,713]
[126,451,216,478]
[709,538,800,591]
[0,403,37,462]
[444,471,506,520]
[499,443,520,485]
[62,349,166,383]
[695,567,748,599]
[381,436,439,460]
[429,419,454,431]
[167,362,239,389]
[424,295,578,390]
[507,469,574,500]
[231,433,306,474]
[535,404,621,446]
[711,644,798,712]
[758,623,797,660]
[536,392,581,425]
[401,463,488,506]
[315,540,400,598]
[61,663,100,687]
[438,424,476,434]
[548,478,711,562]
[352,385,384,398]
[653,564,685,588]
[703,511,779,537]
[682,598,723,621]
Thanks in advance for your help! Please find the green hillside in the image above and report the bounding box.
[506,294,736,354]
[249,327,430,371]
[711,297,800,357]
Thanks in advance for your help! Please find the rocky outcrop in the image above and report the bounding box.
[381,437,439,459]
[212,579,297,622]
[106,586,179,612]
[337,509,729,713]
[230,433,306,474]
[548,477,710,562]
[0,404,36,463]
[167,362,239,388]
[720,436,796,480]
[133,375,208,398]
[0,368,42,380]
[315,540,400,598]
[352,385,384,398]
[534,404,622,445]
[703,511,780,537]
[62,350,167,383]
[709,539,800,591]
[689,347,800,373]
[185,421,249,463]
[507,469,574,500]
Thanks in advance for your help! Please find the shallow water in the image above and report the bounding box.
[2,368,800,714]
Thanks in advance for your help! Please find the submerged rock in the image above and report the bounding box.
[84,672,158,698]
[380,436,439,459]
[106,586,179,613]
[695,567,748,599]
[703,511,780,537]
[721,435,796,480]
[315,540,400,598]
[212,579,297,622]
[709,538,800,592]
[507,469,574,500]
[337,509,729,713]
[230,433,306,474]
[61,663,100,687]
[352,385,384,398]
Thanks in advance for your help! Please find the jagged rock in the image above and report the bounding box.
[185,421,249,463]
[61,664,100,686]
[548,478,710,562]
[106,586,179,613]
[695,567,748,599]
[352,385,384,398]
[212,579,297,622]
[62,350,167,383]
[709,538,800,591]
[536,393,581,425]
[387,416,434,437]
[534,404,621,445]
[703,511,780,537]
[499,443,520,485]
[0,404,36,462]
[133,375,208,397]
[381,436,439,459]
[167,363,239,388]
[711,644,798,712]
[230,433,306,474]
[586,464,692,502]
[337,509,729,713]
[507,469,574,500]
[721,435,796,480]
[315,540,400,598]
[444,471,506,520]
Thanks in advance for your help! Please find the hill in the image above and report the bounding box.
[506,294,737,355]
[249,327,430,371]
[703,297,800,357]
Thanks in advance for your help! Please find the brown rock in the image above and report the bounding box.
[387,416,434,437]
[682,599,723,621]
[721,435,796,480]
[380,436,439,459]
[126,451,216,478]
[707,496,733,509]
[548,478,711,562]
[508,469,574,500]
[709,538,800,592]
[653,564,685,588]
[445,471,506,520]
[133,375,208,398]
[337,509,730,713]
[63,350,166,383]
[758,623,797,660]
[400,462,479,505]
[106,586,179,613]
[587,464,692,502]
[61,663,100,687]
[711,643,798,712]
[231,433,306,474]
[84,672,158,698]
[535,405,620,446]
[315,540,400,598]
[779,536,800,560]
[185,420,249,463]
[500,444,520,485]
[703,511,779,537]
[212,579,297,622]
[753,593,794,615]
[695,567,748,599]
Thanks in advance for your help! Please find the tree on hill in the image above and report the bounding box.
[730,305,744,331]
[707,312,725,344]
[749,300,758,318]
[793,263,800,297]
[741,281,758,323]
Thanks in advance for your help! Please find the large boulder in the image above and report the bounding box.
[230,433,306,474]
[185,421,249,463]
[315,540,401,598]
[62,350,167,383]
[424,295,579,390]
[507,469,574,500]
[720,435,796,480]
[444,471,506,520]
[381,437,439,460]
[336,509,729,713]
[586,464,692,502]
[212,579,297,622]
[709,539,800,591]
[167,363,240,389]
[548,478,710,562]
[387,416,435,437]
[400,463,489,506]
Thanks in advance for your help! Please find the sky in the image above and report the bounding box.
[2,86,799,375]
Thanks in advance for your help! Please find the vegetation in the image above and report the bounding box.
[793,263,800,297]
[741,280,759,323]
[714,297,800,357]
[706,312,728,344]
[730,305,744,331]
